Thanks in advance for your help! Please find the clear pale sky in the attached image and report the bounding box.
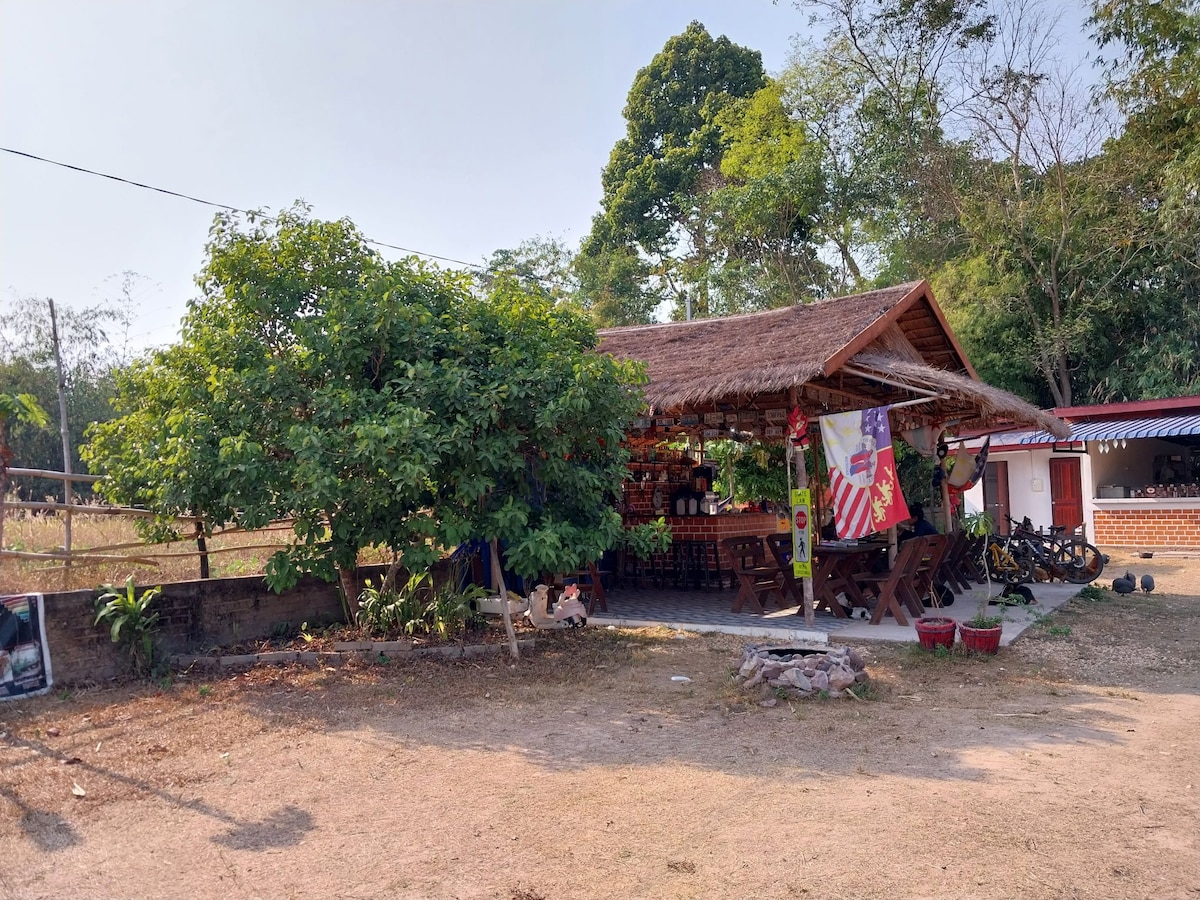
[0,0,1093,351]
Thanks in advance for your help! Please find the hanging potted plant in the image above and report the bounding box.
[958,603,1004,654]
[914,615,957,651]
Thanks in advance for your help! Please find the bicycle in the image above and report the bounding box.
[977,531,1035,584]
[1008,516,1105,584]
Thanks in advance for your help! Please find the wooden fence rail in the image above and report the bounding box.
[1,469,300,578]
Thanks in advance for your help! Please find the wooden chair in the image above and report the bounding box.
[912,534,950,608]
[853,537,926,625]
[550,562,608,616]
[764,533,803,606]
[937,532,978,594]
[721,536,785,614]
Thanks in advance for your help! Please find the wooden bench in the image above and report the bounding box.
[721,536,785,614]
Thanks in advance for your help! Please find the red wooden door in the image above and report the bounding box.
[982,461,1010,534]
[1049,457,1084,533]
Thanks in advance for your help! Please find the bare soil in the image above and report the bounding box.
[2,551,1198,900]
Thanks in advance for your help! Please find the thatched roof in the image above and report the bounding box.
[848,353,1070,439]
[597,280,1069,439]
[599,281,933,408]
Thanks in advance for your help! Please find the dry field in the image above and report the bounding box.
[0,511,392,595]
[1,551,1198,899]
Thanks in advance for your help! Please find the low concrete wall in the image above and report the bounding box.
[39,565,400,685]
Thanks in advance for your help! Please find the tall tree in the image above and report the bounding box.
[781,0,997,285]
[578,21,766,322]
[0,286,133,498]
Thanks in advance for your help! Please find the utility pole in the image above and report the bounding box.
[48,299,73,563]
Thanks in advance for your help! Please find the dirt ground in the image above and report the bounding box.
[2,550,1198,900]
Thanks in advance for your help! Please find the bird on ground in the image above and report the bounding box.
[1141,574,1155,593]
[1112,576,1135,594]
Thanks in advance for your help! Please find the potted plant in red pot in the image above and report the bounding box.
[914,616,957,651]
[958,603,1004,654]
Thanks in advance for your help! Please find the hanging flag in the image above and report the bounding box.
[819,406,908,539]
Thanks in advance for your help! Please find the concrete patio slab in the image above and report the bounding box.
[590,579,1083,645]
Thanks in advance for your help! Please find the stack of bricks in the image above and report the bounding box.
[1093,506,1200,548]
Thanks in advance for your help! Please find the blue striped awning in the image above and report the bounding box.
[1016,413,1200,445]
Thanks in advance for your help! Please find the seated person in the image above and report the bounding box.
[899,501,939,543]
[819,509,839,542]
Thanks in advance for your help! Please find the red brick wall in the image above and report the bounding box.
[1093,507,1200,548]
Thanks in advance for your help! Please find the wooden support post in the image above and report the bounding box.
[788,387,815,628]
[49,300,73,567]
[490,539,520,660]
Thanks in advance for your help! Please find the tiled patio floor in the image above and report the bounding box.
[589,580,1082,645]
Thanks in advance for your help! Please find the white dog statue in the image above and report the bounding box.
[525,583,588,629]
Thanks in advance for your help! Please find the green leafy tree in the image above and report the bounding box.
[578,21,766,322]
[0,391,50,551]
[0,287,133,499]
[85,206,647,630]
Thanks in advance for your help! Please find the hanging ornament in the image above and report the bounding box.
[787,406,809,447]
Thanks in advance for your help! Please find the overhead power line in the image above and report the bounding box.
[0,145,485,270]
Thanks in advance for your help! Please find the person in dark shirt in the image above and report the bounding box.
[900,501,939,543]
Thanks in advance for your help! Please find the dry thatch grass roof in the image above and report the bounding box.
[598,280,1069,438]
[848,353,1070,438]
[599,281,923,409]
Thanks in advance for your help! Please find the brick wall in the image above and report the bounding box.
[36,564,402,685]
[1093,507,1200,548]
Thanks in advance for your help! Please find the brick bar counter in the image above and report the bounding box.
[1092,498,1200,549]
[628,511,785,575]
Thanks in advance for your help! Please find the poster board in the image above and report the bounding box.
[790,488,812,578]
[1,594,54,701]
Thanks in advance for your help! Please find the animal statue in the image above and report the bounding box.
[1140,574,1155,593]
[524,583,588,629]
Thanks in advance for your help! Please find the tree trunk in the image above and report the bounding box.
[490,539,520,660]
[338,566,359,625]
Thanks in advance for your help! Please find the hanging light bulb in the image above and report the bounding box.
[1121,438,1128,449]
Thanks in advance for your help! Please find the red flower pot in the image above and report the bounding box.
[958,622,1002,654]
[914,616,957,651]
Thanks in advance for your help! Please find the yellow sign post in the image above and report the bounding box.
[790,488,812,578]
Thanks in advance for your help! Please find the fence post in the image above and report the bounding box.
[48,299,73,566]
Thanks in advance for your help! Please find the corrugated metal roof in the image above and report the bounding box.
[1016,413,1200,445]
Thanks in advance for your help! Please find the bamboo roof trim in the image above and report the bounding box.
[847,353,1071,439]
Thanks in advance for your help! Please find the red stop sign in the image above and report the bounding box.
[794,509,808,531]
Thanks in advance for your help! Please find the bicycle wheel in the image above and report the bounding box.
[1055,540,1104,584]
[983,540,1035,584]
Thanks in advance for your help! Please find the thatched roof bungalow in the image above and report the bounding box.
[598,280,1068,442]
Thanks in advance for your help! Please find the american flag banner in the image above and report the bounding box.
[819,406,908,539]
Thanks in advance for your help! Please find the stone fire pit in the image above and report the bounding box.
[735,643,868,699]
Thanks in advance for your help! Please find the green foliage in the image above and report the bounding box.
[966,603,1004,629]
[356,572,490,640]
[94,576,162,675]
[960,510,994,537]
[84,205,647,604]
[1075,584,1108,603]
[622,516,673,559]
[0,288,133,499]
[893,440,936,508]
[356,574,432,637]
